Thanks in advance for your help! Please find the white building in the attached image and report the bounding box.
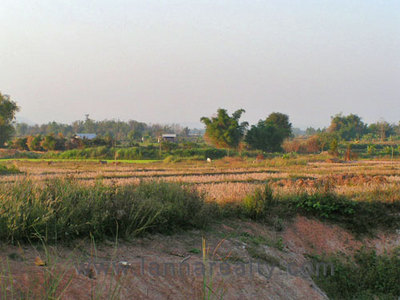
[158,134,177,143]
[74,133,97,140]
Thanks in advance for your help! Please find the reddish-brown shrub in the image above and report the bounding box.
[283,136,321,154]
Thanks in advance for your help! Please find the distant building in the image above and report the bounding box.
[158,134,177,143]
[74,133,97,140]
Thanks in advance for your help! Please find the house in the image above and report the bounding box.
[158,134,177,143]
[74,133,97,140]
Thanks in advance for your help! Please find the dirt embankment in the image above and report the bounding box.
[1,217,399,299]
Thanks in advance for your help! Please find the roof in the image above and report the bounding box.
[75,133,97,140]
[162,134,177,138]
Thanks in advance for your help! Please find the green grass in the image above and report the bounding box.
[288,190,400,235]
[1,178,399,245]
[228,181,400,236]
[0,164,20,175]
[0,179,216,244]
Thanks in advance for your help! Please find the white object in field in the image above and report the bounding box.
[207,158,212,163]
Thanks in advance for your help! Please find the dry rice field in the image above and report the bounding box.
[2,156,400,203]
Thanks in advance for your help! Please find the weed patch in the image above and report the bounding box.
[314,249,400,299]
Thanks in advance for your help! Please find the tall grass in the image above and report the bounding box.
[1,178,399,244]
[0,179,216,243]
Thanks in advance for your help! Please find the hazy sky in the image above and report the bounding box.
[1,0,399,128]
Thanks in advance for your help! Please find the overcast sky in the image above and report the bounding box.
[1,0,399,128]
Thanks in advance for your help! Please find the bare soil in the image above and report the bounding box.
[2,216,399,299]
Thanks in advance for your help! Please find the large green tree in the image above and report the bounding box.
[317,131,338,152]
[200,108,248,149]
[266,112,292,139]
[328,113,367,141]
[245,121,283,152]
[245,112,292,152]
[0,93,19,147]
[368,121,395,141]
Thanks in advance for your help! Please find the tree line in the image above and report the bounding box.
[2,92,400,153]
[14,119,195,142]
[201,109,400,154]
[201,109,292,152]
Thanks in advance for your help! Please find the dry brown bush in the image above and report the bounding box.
[283,136,320,154]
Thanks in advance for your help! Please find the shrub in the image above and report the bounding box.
[290,190,400,235]
[202,148,227,159]
[384,146,393,155]
[282,139,301,153]
[12,137,28,150]
[44,145,229,160]
[170,148,227,159]
[163,155,174,164]
[7,151,42,159]
[161,141,179,151]
[133,181,216,231]
[0,164,20,175]
[293,191,356,219]
[283,136,320,154]
[282,152,297,159]
[27,135,43,151]
[116,147,142,160]
[256,154,265,160]
[243,184,274,220]
[240,182,400,235]
[41,135,57,151]
[265,156,307,167]
[314,249,400,299]
[329,139,339,156]
[39,135,66,151]
[367,144,376,155]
